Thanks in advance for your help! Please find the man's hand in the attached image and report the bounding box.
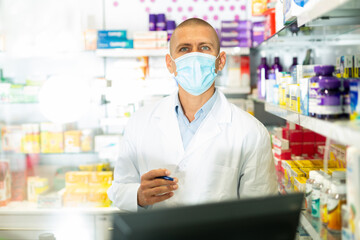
[137,169,178,207]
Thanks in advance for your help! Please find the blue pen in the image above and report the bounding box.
[156,176,174,181]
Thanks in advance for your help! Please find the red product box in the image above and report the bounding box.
[282,128,290,140]
[273,147,291,160]
[289,130,303,143]
[286,122,302,130]
[290,142,302,156]
[315,133,326,143]
[302,143,315,157]
[303,130,315,142]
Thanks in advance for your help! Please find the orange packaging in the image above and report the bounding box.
[252,0,267,16]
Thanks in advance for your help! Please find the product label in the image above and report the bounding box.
[309,83,319,114]
[350,82,360,115]
[312,189,321,218]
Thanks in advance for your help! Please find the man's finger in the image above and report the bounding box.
[141,169,170,181]
[151,185,178,196]
[150,192,174,204]
[144,178,177,188]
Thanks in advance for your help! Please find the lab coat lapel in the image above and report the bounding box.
[184,91,232,158]
[154,94,185,156]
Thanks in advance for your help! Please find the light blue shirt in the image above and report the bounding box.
[175,89,218,150]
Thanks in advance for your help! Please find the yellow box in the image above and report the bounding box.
[87,187,111,207]
[329,144,347,168]
[27,177,49,202]
[294,177,307,192]
[81,129,93,152]
[65,172,89,188]
[64,130,81,153]
[63,187,88,207]
[88,171,113,187]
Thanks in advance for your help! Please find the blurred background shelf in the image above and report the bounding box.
[96,47,250,58]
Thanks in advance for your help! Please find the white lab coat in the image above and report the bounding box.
[108,90,278,212]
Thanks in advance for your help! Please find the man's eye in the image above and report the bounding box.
[179,47,188,52]
[201,46,210,50]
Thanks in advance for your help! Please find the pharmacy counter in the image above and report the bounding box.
[0,202,122,240]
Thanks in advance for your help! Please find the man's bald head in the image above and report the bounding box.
[169,18,220,56]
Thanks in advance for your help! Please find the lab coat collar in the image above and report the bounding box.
[153,88,232,159]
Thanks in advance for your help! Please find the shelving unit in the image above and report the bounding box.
[264,102,360,149]
[218,86,251,95]
[297,0,355,26]
[96,47,250,58]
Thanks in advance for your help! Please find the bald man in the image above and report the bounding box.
[108,18,277,212]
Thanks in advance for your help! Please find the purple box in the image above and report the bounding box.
[221,20,252,30]
[220,38,252,48]
[252,34,265,47]
[220,29,252,40]
[252,21,266,32]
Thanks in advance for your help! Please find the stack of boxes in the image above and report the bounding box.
[133,31,168,49]
[272,122,326,168]
[1,123,94,154]
[97,30,133,49]
[63,171,112,208]
[272,122,348,194]
[252,21,265,47]
[220,20,252,48]
[149,13,176,41]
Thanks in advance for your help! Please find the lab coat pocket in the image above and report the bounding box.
[198,164,239,203]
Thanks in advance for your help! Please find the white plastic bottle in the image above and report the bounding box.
[327,181,347,232]
[306,170,319,213]
[312,173,324,219]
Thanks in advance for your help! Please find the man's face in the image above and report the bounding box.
[171,25,219,59]
[166,25,224,76]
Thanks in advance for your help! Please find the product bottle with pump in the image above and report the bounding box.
[271,57,283,76]
[257,57,269,99]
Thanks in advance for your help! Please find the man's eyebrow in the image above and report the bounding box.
[199,42,215,46]
[175,43,192,49]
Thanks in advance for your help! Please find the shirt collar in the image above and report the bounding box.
[175,89,218,119]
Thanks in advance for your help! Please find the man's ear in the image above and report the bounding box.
[216,51,226,72]
[166,54,176,74]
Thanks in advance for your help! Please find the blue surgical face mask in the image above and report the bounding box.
[171,52,219,96]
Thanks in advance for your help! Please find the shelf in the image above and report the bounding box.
[255,0,360,49]
[96,48,168,57]
[0,201,121,215]
[297,0,355,27]
[218,86,251,95]
[300,211,341,240]
[264,102,360,149]
[96,47,250,58]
